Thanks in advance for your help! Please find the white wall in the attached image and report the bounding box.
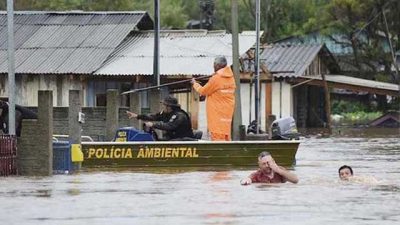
[272,81,293,119]
[240,83,266,130]
[198,100,208,139]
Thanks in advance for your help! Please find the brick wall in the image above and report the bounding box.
[18,91,53,176]
[27,107,132,141]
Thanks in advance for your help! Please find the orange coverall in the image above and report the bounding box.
[192,66,236,141]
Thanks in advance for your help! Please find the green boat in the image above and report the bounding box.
[80,140,300,168]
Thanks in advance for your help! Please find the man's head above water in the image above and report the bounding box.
[338,165,353,180]
[240,151,299,185]
[257,151,274,174]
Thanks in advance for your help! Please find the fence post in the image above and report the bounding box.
[129,92,141,129]
[69,90,82,144]
[17,90,53,176]
[106,89,119,141]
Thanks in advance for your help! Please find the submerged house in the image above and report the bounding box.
[0,11,257,133]
[0,11,153,106]
[93,29,257,132]
[242,43,399,129]
[273,31,395,75]
[241,44,341,129]
[0,11,398,134]
[369,111,400,128]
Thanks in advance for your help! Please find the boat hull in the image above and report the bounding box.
[81,140,300,168]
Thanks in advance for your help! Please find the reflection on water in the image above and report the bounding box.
[0,130,399,225]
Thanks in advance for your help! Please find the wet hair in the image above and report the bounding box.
[214,56,227,67]
[258,151,271,160]
[338,165,353,175]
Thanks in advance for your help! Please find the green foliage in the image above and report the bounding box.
[182,0,200,21]
[159,0,188,28]
[321,0,399,81]
[341,111,382,125]
[214,0,231,31]
[387,97,400,111]
[1,0,330,38]
[332,100,370,114]
[331,99,383,125]
[0,1,6,10]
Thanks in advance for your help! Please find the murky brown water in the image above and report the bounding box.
[1,128,399,225]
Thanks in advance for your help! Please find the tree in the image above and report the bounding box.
[322,0,399,82]
[160,0,188,29]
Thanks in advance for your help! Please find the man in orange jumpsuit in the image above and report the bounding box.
[191,56,236,141]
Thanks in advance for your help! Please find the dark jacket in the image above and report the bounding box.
[0,102,37,137]
[137,108,194,140]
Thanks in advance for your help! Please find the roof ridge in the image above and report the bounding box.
[270,43,323,47]
[0,11,147,15]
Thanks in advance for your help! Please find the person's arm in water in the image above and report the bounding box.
[240,175,254,185]
[267,157,299,184]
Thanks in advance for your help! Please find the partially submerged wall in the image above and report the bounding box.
[26,107,131,141]
[17,91,53,176]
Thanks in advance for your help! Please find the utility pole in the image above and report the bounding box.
[150,0,161,113]
[153,0,160,87]
[231,0,242,140]
[254,0,261,134]
[7,0,15,135]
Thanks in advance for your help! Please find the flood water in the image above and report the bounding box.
[1,128,399,225]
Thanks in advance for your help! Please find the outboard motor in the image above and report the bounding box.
[247,120,264,134]
[270,117,299,140]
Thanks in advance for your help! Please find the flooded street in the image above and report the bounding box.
[1,129,399,225]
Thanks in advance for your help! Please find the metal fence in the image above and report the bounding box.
[0,135,17,176]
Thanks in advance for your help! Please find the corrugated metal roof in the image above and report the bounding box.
[95,30,257,76]
[261,44,324,77]
[324,75,399,92]
[41,26,78,48]
[0,11,153,74]
[75,48,115,73]
[62,14,94,25]
[0,15,7,25]
[0,26,7,47]
[13,49,56,73]
[0,50,7,66]
[56,48,95,73]
[59,26,96,48]
[13,25,40,49]
[35,48,75,73]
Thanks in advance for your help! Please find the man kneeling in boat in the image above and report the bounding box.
[241,151,299,185]
[126,96,194,141]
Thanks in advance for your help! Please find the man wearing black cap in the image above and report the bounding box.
[126,96,194,141]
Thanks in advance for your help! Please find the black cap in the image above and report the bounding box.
[160,96,180,107]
